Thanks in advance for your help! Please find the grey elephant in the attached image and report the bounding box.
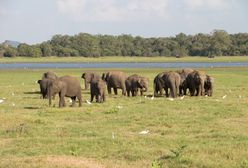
[81,72,100,90]
[204,75,214,96]
[125,74,149,97]
[90,79,106,103]
[186,70,207,96]
[37,78,53,99]
[161,71,181,98]
[42,71,58,80]
[48,76,82,107]
[153,72,167,97]
[102,71,127,96]
[177,68,194,95]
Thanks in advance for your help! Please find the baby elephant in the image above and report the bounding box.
[125,74,149,97]
[204,75,214,96]
[90,79,106,103]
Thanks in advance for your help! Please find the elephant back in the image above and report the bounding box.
[162,71,181,86]
[105,71,127,87]
[42,71,58,80]
[58,76,81,91]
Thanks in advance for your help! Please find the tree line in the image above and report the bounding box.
[1,30,248,57]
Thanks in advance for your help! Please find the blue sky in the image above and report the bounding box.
[0,0,247,44]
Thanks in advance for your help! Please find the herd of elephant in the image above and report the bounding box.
[37,68,214,108]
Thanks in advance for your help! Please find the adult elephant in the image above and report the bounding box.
[90,79,106,103]
[102,71,127,96]
[81,72,100,90]
[161,71,181,98]
[204,75,214,96]
[42,71,58,80]
[125,74,149,97]
[48,76,82,107]
[177,68,194,95]
[186,70,207,96]
[153,72,167,97]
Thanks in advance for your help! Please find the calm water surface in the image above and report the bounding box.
[0,62,248,69]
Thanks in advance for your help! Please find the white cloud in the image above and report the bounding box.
[183,0,233,10]
[56,0,169,22]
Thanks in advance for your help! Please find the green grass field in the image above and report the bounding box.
[1,56,248,63]
[0,67,248,168]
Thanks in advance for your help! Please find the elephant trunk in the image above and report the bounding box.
[141,86,147,92]
[84,79,88,90]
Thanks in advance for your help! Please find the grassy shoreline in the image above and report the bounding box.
[1,56,248,63]
[1,67,248,167]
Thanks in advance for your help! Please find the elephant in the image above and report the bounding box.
[42,71,58,80]
[90,79,106,103]
[161,71,181,98]
[125,74,149,97]
[48,76,82,107]
[139,77,149,96]
[204,75,214,96]
[37,78,53,99]
[102,71,127,96]
[186,70,207,96]
[177,68,194,95]
[153,72,167,97]
[81,72,100,90]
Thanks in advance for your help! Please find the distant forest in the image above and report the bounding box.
[1,30,248,57]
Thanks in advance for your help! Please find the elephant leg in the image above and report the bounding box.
[170,86,175,98]
[122,88,126,96]
[90,93,94,102]
[183,85,187,95]
[195,87,200,96]
[102,93,106,102]
[77,94,82,107]
[127,90,130,97]
[159,89,163,96]
[140,90,143,96]
[97,95,101,103]
[95,94,99,102]
[165,88,169,97]
[114,88,118,95]
[190,86,195,96]
[200,84,204,96]
[71,96,76,107]
[179,86,182,96]
[134,89,138,96]
[59,92,65,107]
[107,85,111,94]
[131,90,135,97]
[42,93,46,99]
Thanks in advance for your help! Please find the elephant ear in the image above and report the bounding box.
[102,73,106,81]
[137,78,142,87]
[210,77,214,83]
[81,73,85,79]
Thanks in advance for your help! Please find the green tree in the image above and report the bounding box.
[209,30,231,56]
[40,42,53,56]
[4,47,17,57]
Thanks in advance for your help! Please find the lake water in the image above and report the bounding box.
[0,62,248,69]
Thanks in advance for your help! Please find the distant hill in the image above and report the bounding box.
[2,40,21,48]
